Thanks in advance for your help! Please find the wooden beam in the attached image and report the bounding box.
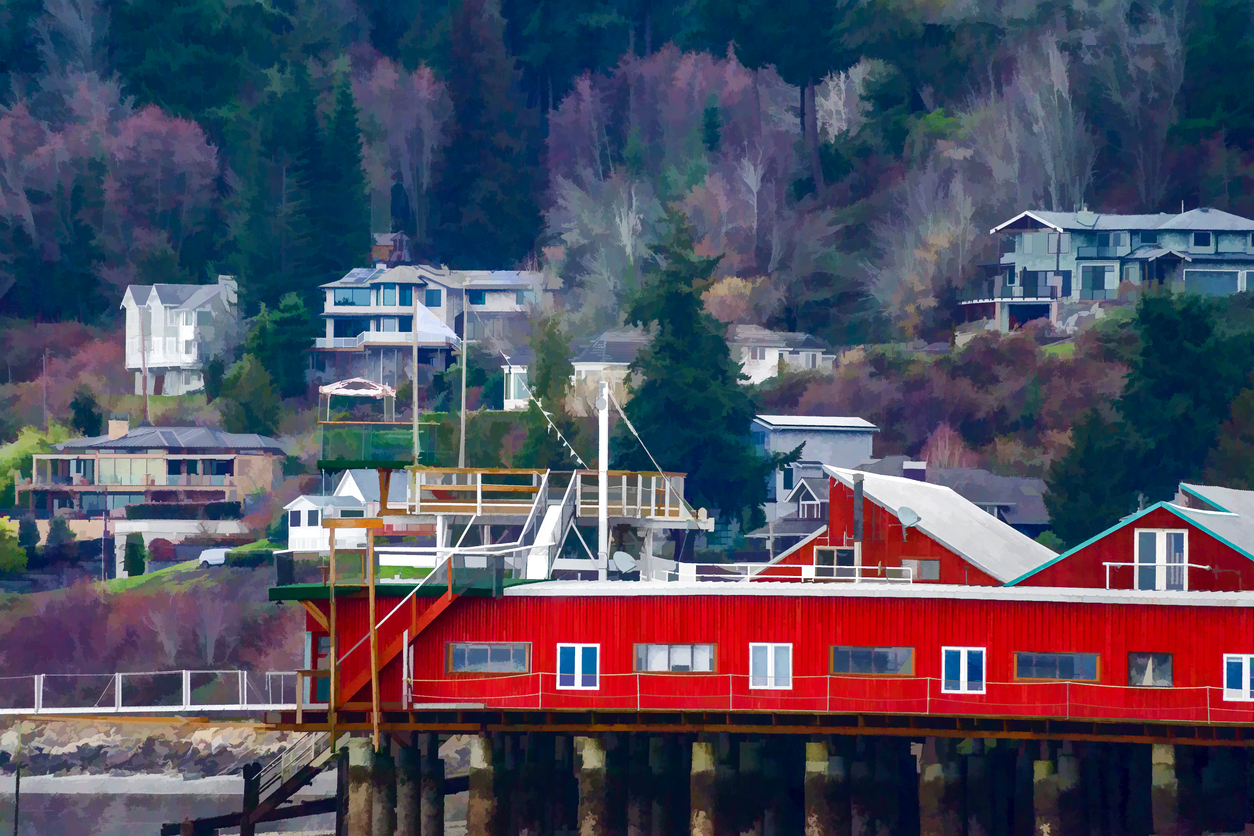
[299,601,328,632]
[324,518,387,530]
[368,527,381,751]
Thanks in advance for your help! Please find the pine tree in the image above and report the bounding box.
[1044,409,1138,548]
[1203,372,1254,489]
[431,0,542,267]
[69,387,103,437]
[614,211,797,528]
[244,294,314,399]
[218,354,282,436]
[514,312,584,469]
[315,80,371,279]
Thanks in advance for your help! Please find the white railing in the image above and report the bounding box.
[1103,561,1211,590]
[643,558,913,584]
[0,670,297,716]
[573,471,703,524]
[316,330,458,350]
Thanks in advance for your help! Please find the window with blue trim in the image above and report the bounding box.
[557,644,599,689]
[425,288,442,308]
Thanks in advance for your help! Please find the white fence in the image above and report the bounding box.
[0,670,297,716]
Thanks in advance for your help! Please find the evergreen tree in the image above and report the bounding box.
[312,80,371,281]
[614,212,798,528]
[123,533,147,577]
[431,0,542,267]
[1044,409,1138,548]
[16,516,38,557]
[69,387,103,437]
[514,312,584,469]
[1203,371,1254,489]
[1118,294,1254,501]
[218,354,282,436]
[244,294,314,399]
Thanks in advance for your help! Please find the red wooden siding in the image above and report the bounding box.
[759,479,1000,585]
[313,590,1254,724]
[1016,506,1254,591]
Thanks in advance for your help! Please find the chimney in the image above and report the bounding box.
[852,473,865,571]
[852,473,865,542]
[107,419,129,440]
[903,461,927,481]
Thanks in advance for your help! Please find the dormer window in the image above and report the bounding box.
[1194,232,1212,248]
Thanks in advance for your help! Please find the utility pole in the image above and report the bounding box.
[597,381,609,581]
[412,296,421,464]
[457,287,468,469]
[138,309,150,423]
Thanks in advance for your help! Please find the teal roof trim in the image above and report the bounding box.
[1161,505,1254,565]
[1003,502,1174,586]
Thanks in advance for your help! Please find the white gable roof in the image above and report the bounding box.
[825,466,1057,583]
[755,415,877,432]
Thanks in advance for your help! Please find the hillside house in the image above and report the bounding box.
[857,456,1050,538]
[962,207,1254,331]
[314,264,544,387]
[121,276,239,395]
[729,325,837,384]
[751,415,877,521]
[16,420,284,515]
[1009,482,1254,592]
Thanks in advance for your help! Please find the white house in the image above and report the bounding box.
[313,264,546,387]
[284,468,410,554]
[729,325,836,384]
[751,415,878,521]
[121,275,239,396]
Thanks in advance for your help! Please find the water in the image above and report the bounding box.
[0,773,337,835]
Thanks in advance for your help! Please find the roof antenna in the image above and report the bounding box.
[1181,200,1185,214]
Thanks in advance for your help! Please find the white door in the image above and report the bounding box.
[1135,530,1186,591]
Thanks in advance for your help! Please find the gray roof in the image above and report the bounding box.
[124,282,229,310]
[339,469,407,504]
[573,330,650,365]
[729,324,831,352]
[827,466,1057,583]
[58,426,285,454]
[321,267,389,288]
[285,494,364,510]
[1127,246,1191,262]
[745,513,827,539]
[754,415,877,432]
[927,468,1049,528]
[993,208,1254,233]
[785,476,831,504]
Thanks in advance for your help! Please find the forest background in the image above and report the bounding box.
[4,0,1254,551]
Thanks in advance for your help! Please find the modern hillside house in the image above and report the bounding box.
[121,275,239,395]
[729,325,837,384]
[314,264,544,387]
[963,207,1254,331]
[15,420,285,515]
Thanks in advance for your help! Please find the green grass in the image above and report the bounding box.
[231,539,284,553]
[377,566,433,581]
[1042,342,1076,359]
[104,558,205,593]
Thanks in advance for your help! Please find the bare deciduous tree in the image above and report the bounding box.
[1019,36,1097,211]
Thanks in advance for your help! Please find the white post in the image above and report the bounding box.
[458,288,468,468]
[34,674,42,714]
[238,670,246,709]
[182,670,191,710]
[413,296,421,463]
[402,629,410,710]
[596,381,609,580]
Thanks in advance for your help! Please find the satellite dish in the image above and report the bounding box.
[897,507,921,541]
[612,551,637,574]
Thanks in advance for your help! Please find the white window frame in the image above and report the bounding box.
[749,642,792,690]
[941,646,986,694]
[749,346,767,361]
[1133,528,1188,591]
[556,643,600,690]
[1223,654,1254,702]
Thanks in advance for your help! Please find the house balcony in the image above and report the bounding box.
[315,331,457,350]
[959,283,1060,304]
[1075,246,1121,258]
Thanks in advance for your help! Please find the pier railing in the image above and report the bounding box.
[0,669,298,715]
[402,671,1254,726]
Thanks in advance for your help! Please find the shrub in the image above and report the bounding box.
[17,516,39,553]
[125,501,243,520]
[226,548,273,568]
[123,533,147,577]
[147,538,177,562]
[0,525,27,576]
[204,501,243,520]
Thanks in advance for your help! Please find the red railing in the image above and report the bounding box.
[404,673,1254,725]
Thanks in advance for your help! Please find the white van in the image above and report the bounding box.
[198,548,229,567]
